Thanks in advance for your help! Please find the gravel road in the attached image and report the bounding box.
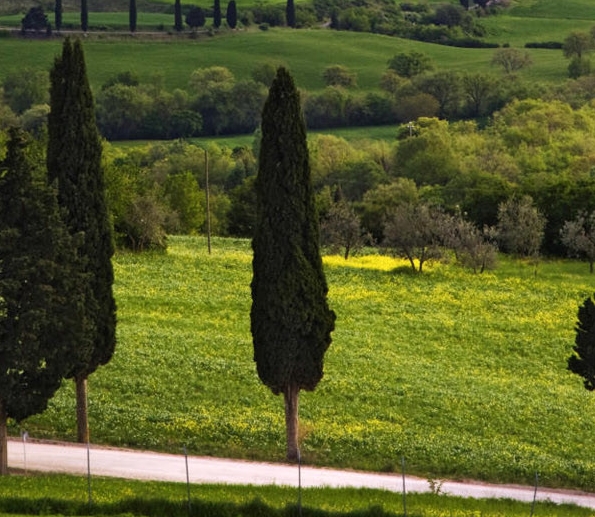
[8,438,595,510]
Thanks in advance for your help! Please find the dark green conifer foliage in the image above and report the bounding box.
[569,294,595,390]
[174,0,183,31]
[81,0,88,31]
[251,67,336,461]
[214,0,222,29]
[0,128,86,474]
[286,0,296,28]
[129,0,137,32]
[226,0,237,29]
[55,0,62,31]
[47,38,117,443]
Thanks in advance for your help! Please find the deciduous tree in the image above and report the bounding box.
[382,202,447,272]
[251,67,336,461]
[47,38,117,443]
[560,211,595,273]
[491,48,532,74]
[496,195,545,259]
[186,6,206,29]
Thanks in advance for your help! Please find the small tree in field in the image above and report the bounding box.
[321,192,369,259]
[560,211,595,273]
[568,294,595,391]
[491,48,532,74]
[383,202,447,273]
[186,6,206,29]
[496,195,545,259]
[251,67,336,462]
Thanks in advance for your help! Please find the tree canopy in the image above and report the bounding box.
[251,67,336,461]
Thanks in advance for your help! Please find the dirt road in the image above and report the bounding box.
[8,438,595,510]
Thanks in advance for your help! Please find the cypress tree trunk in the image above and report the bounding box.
[0,400,7,475]
[284,385,300,462]
[76,376,89,443]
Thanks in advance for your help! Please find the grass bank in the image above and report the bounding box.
[0,474,594,517]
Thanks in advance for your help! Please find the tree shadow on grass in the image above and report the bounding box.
[0,496,407,517]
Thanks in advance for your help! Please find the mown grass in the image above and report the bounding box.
[10,236,595,492]
[0,12,175,30]
[0,474,594,517]
[0,28,570,93]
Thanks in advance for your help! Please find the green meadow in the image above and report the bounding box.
[10,236,595,492]
[1,475,595,517]
[0,29,570,93]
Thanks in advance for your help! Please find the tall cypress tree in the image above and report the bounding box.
[55,0,62,32]
[47,38,117,444]
[286,0,296,28]
[0,128,86,475]
[81,0,88,31]
[226,0,237,29]
[129,0,137,32]
[251,67,336,462]
[174,0,183,31]
[569,294,595,390]
[213,0,222,29]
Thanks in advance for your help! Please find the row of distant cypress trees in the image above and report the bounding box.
[52,0,240,33]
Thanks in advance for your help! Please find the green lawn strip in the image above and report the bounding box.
[11,236,595,491]
[0,474,593,517]
[0,29,569,94]
[508,0,595,19]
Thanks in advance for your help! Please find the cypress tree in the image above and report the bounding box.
[129,0,137,33]
[251,67,336,462]
[569,294,595,390]
[213,0,222,29]
[174,0,183,31]
[286,0,296,28]
[226,0,237,29]
[81,0,88,31]
[0,128,86,474]
[55,0,62,32]
[47,38,117,444]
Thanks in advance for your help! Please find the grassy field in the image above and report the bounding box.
[10,235,595,492]
[1,474,595,517]
[0,30,570,94]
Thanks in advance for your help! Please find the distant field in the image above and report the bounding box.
[12,236,595,492]
[508,0,595,19]
[0,30,569,94]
